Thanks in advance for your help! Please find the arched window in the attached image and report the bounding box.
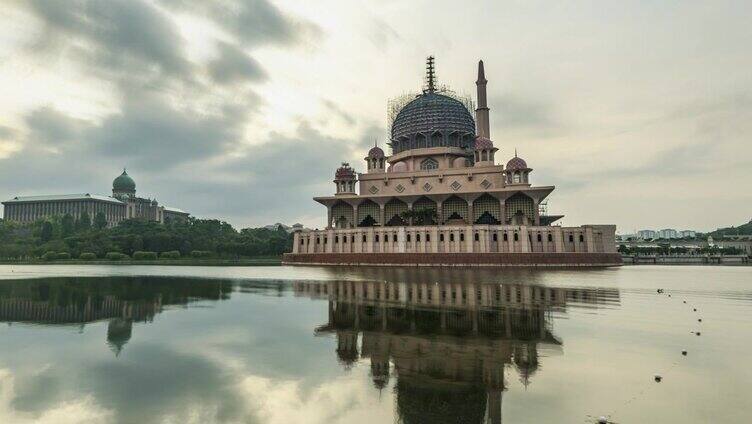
[492,233,498,242]
[420,158,439,170]
[547,234,553,242]
[513,172,522,183]
[474,233,479,242]
[514,233,519,242]
[440,234,445,242]
[416,234,421,242]
[503,233,508,241]
[537,234,542,242]
[460,233,465,242]
[426,234,430,242]
[407,234,411,242]
[579,234,584,242]
[450,233,455,242]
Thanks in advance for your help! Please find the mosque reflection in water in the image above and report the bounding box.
[295,280,620,424]
[0,277,232,355]
[0,275,620,423]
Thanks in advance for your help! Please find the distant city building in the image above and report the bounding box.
[657,229,679,239]
[716,235,752,256]
[284,57,619,266]
[2,169,189,227]
[637,230,656,239]
[263,222,307,233]
[679,230,696,238]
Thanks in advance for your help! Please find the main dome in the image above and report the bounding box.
[113,170,136,192]
[390,92,475,149]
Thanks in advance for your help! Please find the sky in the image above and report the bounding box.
[0,0,750,233]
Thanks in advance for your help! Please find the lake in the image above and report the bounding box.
[0,265,750,423]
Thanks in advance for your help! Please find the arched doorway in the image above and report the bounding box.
[473,194,501,224]
[442,195,468,224]
[357,199,380,227]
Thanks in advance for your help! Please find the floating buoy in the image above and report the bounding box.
[696,331,701,336]
[693,308,697,312]
[682,350,687,356]
[698,319,702,322]
[655,375,662,382]
[683,300,686,303]
[598,417,608,424]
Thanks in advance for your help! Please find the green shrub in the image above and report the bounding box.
[56,252,71,260]
[133,251,158,260]
[79,252,97,260]
[105,252,128,260]
[190,250,213,258]
[41,251,57,261]
[160,250,181,259]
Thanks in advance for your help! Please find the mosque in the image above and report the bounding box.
[284,57,619,266]
[2,169,189,227]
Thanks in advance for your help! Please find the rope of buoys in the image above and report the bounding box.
[586,289,700,423]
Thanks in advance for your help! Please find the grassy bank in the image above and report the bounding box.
[0,257,282,266]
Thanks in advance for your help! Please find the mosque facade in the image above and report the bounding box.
[284,57,620,266]
[2,169,189,227]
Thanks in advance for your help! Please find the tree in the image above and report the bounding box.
[94,211,108,230]
[40,221,54,242]
[61,214,75,237]
[77,211,91,231]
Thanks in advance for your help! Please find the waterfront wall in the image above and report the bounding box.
[292,224,617,255]
[282,252,622,267]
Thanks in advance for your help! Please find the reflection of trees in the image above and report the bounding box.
[298,280,620,424]
[0,276,234,355]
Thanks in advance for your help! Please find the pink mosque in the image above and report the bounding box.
[284,58,619,267]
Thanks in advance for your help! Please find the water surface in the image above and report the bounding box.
[0,265,750,423]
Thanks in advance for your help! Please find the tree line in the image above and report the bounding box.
[0,213,293,260]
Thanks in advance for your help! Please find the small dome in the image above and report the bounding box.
[113,169,136,191]
[368,146,385,158]
[335,163,356,180]
[391,161,407,172]
[506,156,529,172]
[453,157,468,168]
[474,136,494,150]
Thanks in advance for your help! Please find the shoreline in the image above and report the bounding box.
[0,258,282,267]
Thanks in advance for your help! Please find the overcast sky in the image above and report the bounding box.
[0,0,750,233]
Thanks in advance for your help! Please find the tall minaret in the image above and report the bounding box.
[475,60,490,139]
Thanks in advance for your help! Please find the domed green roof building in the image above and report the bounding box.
[112,169,136,196]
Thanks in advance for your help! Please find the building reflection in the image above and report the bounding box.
[0,277,232,355]
[295,280,619,424]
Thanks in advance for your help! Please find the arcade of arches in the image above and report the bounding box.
[329,193,534,228]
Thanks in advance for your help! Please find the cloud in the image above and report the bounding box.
[321,99,356,127]
[25,107,86,146]
[86,93,244,168]
[26,0,192,82]
[159,0,322,47]
[208,41,268,85]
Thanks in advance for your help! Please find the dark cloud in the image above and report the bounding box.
[160,0,322,47]
[25,106,86,145]
[86,93,242,168]
[27,0,192,82]
[208,41,268,85]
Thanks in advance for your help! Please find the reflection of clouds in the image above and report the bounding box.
[235,370,392,424]
[0,369,113,424]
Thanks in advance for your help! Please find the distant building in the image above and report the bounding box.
[716,235,752,256]
[2,169,189,227]
[679,230,696,238]
[263,222,306,233]
[637,230,656,239]
[657,229,679,239]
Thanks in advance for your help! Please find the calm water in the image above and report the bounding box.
[0,265,750,424]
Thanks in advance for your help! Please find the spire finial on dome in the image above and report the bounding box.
[425,55,436,93]
[515,148,518,158]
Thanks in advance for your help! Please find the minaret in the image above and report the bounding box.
[475,60,490,139]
